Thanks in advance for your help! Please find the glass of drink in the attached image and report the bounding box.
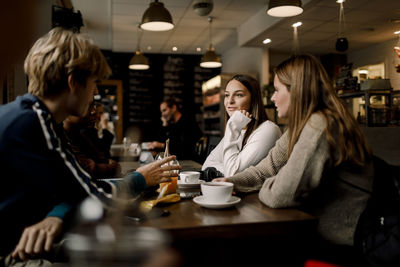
[155,152,179,194]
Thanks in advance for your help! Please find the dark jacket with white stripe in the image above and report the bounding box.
[0,94,146,255]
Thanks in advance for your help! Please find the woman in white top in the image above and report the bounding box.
[202,74,281,177]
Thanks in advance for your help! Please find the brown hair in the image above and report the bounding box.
[163,97,181,111]
[275,54,371,166]
[24,27,111,97]
[225,74,268,147]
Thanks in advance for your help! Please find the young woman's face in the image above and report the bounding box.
[271,75,290,118]
[224,80,251,117]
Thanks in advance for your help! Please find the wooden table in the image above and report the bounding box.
[138,192,317,240]
[130,193,318,267]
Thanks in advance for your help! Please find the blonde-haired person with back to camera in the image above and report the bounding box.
[202,74,281,178]
[215,55,374,265]
[0,28,180,265]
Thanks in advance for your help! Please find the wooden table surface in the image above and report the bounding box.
[137,192,317,240]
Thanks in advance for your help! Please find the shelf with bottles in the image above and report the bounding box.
[339,89,393,126]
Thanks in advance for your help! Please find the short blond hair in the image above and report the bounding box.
[24,27,111,97]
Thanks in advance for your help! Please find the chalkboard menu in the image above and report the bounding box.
[162,56,186,105]
[127,71,155,123]
[102,50,220,141]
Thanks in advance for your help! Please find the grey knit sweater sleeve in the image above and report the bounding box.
[227,130,289,192]
[228,114,331,208]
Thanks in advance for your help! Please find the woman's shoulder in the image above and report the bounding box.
[257,120,281,133]
[249,120,282,140]
[307,113,327,131]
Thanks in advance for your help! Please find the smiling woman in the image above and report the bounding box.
[202,74,281,177]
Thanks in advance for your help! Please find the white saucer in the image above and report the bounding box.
[193,196,241,209]
[178,179,205,188]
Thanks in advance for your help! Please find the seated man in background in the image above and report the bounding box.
[64,102,121,179]
[93,102,115,156]
[149,98,202,160]
[0,27,179,265]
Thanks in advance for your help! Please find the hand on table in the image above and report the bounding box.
[12,217,63,261]
[137,155,181,187]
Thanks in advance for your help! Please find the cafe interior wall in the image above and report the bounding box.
[348,38,400,91]
[221,46,265,83]
[1,0,52,104]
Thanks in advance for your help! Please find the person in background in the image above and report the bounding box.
[149,98,202,160]
[63,102,120,179]
[215,54,373,265]
[94,103,115,154]
[0,27,180,265]
[202,74,281,177]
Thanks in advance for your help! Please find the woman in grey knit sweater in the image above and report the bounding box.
[215,54,373,247]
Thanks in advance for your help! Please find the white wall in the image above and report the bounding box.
[221,45,269,85]
[348,39,400,90]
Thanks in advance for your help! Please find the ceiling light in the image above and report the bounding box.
[140,0,174,31]
[197,47,202,52]
[335,1,348,52]
[201,46,222,68]
[172,46,178,51]
[395,31,400,35]
[292,22,302,28]
[200,17,222,68]
[263,38,271,44]
[267,0,303,17]
[129,26,149,70]
[129,50,149,70]
[147,46,152,50]
[192,0,214,16]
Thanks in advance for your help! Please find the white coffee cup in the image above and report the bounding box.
[179,171,200,183]
[201,182,233,203]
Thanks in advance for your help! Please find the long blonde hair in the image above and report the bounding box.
[275,54,371,166]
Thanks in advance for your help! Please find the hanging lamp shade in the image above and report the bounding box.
[129,50,149,70]
[267,0,303,17]
[335,1,348,52]
[140,0,174,31]
[200,45,221,68]
[335,37,348,52]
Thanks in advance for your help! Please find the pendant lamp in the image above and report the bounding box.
[267,0,303,17]
[140,0,174,31]
[129,26,149,70]
[335,0,348,52]
[292,22,302,55]
[200,17,222,68]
